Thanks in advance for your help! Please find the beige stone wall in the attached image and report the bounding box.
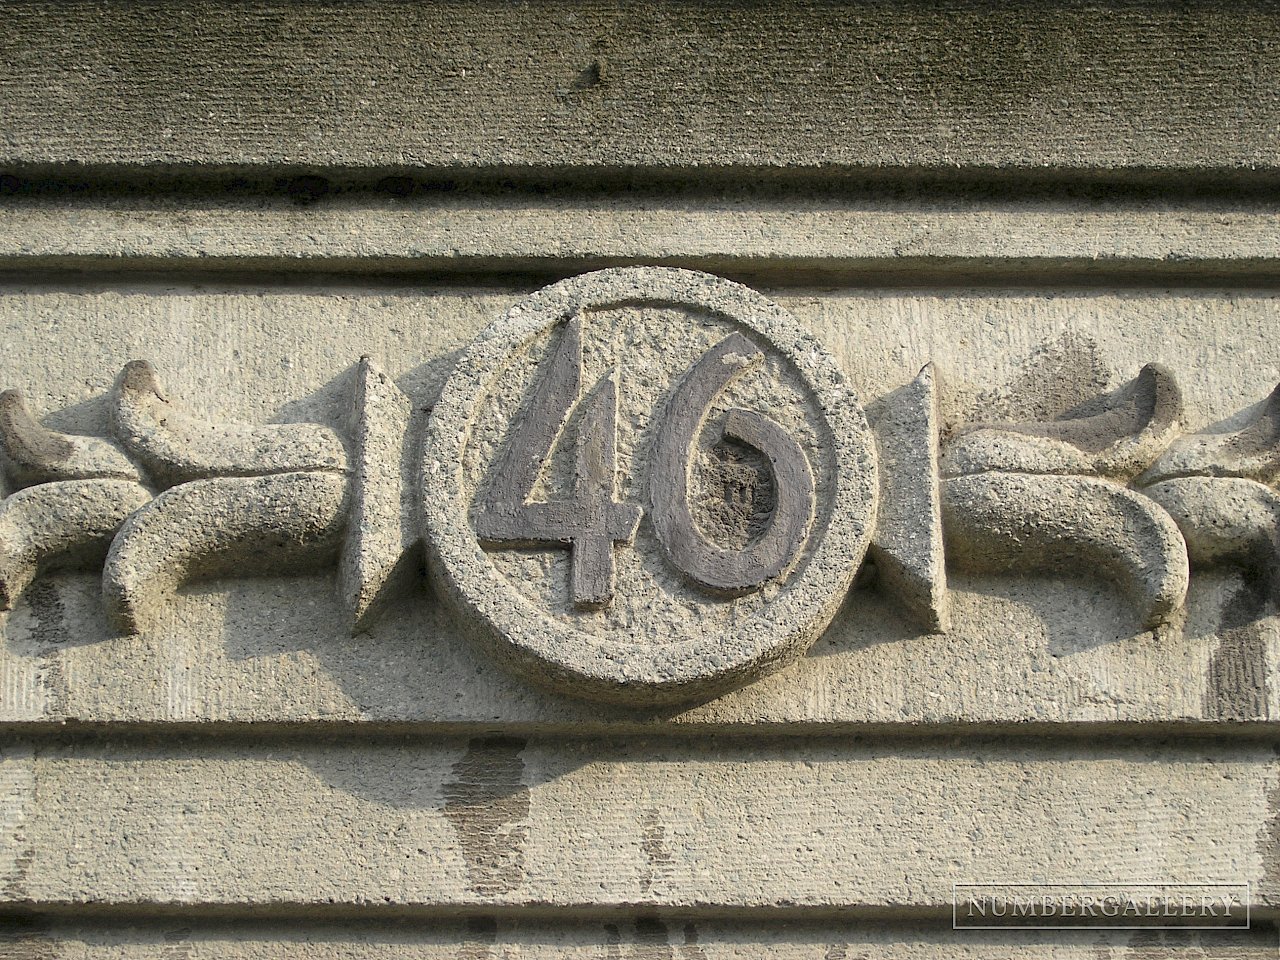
[2,2,1279,956]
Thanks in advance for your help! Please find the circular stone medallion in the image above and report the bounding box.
[422,268,877,705]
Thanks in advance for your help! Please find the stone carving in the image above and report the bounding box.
[113,359,349,486]
[940,363,1184,479]
[1138,382,1280,485]
[1143,477,1280,596]
[2,267,1280,705]
[938,364,1191,630]
[648,331,817,598]
[341,358,417,632]
[423,268,878,704]
[0,356,411,635]
[941,473,1189,629]
[1138,388,1280,600]
[0,389,143,486]
[471,311,642,610]
[866,364,949,632]
[0,479,152,610]
[0,389,152,609]
[104,472,351,633]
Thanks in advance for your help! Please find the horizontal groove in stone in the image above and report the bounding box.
[4,914,1276,958]
[2,719,1280,745]
[1,199,1279,287]
[0,902,982,923]
[10,165,1280,199]
[4,258,1280,290]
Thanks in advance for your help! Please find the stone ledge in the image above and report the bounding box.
[4,920,1278,958]
[1,196,1279,284]
[0,1,1276,175]
[1,738,1276,914]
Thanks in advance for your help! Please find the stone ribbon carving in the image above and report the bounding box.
[939,363,1190,630]
[1,267,1277,705]
[0,356,413,634]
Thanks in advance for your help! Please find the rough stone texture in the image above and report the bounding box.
[340,357,416,633]
[113,360,348,489]
[0,479,152,611]
[942,364,1184,480]
[0,284,1279,729]
[3,197,1280,282]
[5,923,1278,958]
[422,268,877,704]
[0,1,1277,175]
[3,4,1280,949]
[0,738,1274,913]
[1144,478,1280,575]
[942,474,1189,630]
[1141,382,1280,487]
[867,364,948,632]
[102,472,350,634]
[6,567,1280,729]
[0,390,141,488]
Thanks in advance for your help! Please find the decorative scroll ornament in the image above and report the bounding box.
[938,363,1191,629]
[0,357,414,634]
[2,267,1280,706]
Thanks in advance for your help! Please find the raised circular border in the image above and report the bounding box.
[421,267,878,705]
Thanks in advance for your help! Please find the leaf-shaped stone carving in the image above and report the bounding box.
[0,479,152,610]
[1139,383,1280,486]
[942,364,1183,481]
[943,472,1190,629]
[111,360,348,489]
[0,390,142,488]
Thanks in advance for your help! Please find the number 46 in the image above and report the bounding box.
[473,313,815,609]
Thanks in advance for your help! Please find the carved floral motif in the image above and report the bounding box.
[0,267,1277,704]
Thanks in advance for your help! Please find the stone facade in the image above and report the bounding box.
[2,2,1279,956]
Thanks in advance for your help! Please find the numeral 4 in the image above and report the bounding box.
[473,312,641,609]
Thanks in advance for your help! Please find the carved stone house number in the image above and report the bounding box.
[2,267,1278,705]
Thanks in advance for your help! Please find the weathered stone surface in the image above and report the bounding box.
[942,364,1183,480]
[1141,382,1280,487]
[102,472,350,634]
[942,473,1189,630]
[0,738,1274,912]
[0,389,141,489]
[3,0,1279,954]
[4,567,1279,729]
[7,922,1277,957]
[0,479,151,611]
[340,356,416,633]
[422,268,877,704]
[868,364,948,632]
[0,283,1277,727]
[3,287,1274,439]
[3,196,1280,282]
[0,1,1277,175]
[1145,478,1280,571]
[113,360,348,489]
